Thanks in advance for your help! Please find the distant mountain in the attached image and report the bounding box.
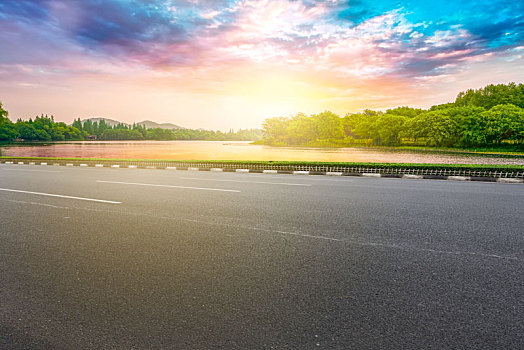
[136,120,182,130]
[80,117,127,127]
[80,118,183,130]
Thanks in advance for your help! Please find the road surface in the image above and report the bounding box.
[1,164,523,349]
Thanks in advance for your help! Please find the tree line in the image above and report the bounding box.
[71,119,262,141]
[262,83,524,149]
[0,108,262,142]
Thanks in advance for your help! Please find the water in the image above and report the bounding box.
[1,140,524,165]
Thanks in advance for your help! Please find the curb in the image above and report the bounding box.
[1,160,523,184]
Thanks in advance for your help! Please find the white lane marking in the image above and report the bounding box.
[274,230,341,241]
[96,180,240,193]
[180,177,312,187]
[0,188,121,204]
[1,168,62,173]
[6,199,70,209]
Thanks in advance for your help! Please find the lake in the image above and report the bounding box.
[1,140,524,165]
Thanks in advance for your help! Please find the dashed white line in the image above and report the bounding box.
[6,199,70,209]
[274,230,342,241]
[180,177,312,186]
[96,180,240,193]
[0,188,121,204]
[0,168,62,173]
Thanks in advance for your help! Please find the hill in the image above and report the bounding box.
[136,120,182,130]
[80,117,127,127]
[80,118,183,129]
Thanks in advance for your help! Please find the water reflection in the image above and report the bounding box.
[1,140,524,165]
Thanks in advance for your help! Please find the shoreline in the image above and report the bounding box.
[2,140,524,158]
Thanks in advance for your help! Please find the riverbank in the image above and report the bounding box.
[3,140,524,165]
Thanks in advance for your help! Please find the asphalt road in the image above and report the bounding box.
[1,164,523,349]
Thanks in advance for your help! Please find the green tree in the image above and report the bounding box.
[285,113,316,145]
[83,119,94,135]
[482,104,524,145]
[386,106,424,118]
[72,118,83,131]
[145,128,175,140]
[373,114,407,145]
[0,102,18,141]
[262,117,289,145]
[312,111,344,141]
[455,83,524,109]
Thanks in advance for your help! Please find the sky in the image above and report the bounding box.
[0,0,523,130]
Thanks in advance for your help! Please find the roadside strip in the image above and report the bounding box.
[1,160,523,184]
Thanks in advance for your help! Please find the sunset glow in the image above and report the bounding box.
[1,0,523,129]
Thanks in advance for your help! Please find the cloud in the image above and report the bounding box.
[0,0,523,116]
[0,0,51,21]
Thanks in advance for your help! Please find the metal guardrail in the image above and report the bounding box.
[1,158,523,178]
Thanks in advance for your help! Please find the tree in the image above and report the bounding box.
[352,112,379,141]
[0,120,17,141]
[373,114,407,145]
[83,119,94,135]
[386,106,424,118]
[312,111,344,141]
[0,102,18,141]
[343,112,368,139]
[15,121,51,141]
[285,113,316,145]
[262,117,289,145]
[144,128,174,140]
[454,83,524,109]
[403,110,457,146]
[72,118,83,131]
[0,101,7,120]
[482,104,524,145]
